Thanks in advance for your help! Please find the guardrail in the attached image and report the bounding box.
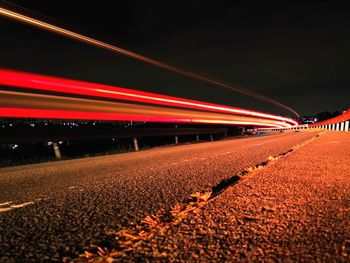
[0,126,229,159]
[309,121,349,132]
[257,109,350,133]
[257,124,309,132]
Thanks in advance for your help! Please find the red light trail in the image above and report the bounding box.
[0,69,298,126]
[0,6,300,117]
[0,87,290,128]
[0,107,282,128]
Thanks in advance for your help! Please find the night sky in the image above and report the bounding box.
[1,0,349,116]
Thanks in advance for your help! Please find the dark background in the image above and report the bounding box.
[1,0,349,116]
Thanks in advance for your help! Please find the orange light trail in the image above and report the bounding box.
[0,107,282,128]
[0,6,300,117]
[0,89,289,127]
[0,69,298,126]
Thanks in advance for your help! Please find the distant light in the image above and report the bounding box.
[11,144,18,150]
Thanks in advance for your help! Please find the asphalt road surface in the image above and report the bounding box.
[0,131,320,262]
[122,131,350,262]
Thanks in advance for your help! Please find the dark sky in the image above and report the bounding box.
[1,0,350,116]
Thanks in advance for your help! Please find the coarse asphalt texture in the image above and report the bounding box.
[0,131,341,262]
[123,131,350,262]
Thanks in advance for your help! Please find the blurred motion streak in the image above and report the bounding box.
[0,107,281,128]
[0,90,288,127]
[0,6,299,117]
[0,69,298,127]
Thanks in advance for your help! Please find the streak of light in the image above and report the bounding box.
[0,69,298,126]
[0,107,193,123]
[0,90,287,127]
[0,201,35,213]
[0,7,300,117]
[0,108,282,128]
[0,207,12,212]
[0,201,13,207]
[10,201,34,208]
[191,119,283,127]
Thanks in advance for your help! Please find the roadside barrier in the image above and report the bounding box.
[257,109,349,133]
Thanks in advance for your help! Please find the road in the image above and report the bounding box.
[0,131,319,262]
[122,131,350,262]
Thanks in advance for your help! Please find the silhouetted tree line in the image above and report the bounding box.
[316,110,342,121]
